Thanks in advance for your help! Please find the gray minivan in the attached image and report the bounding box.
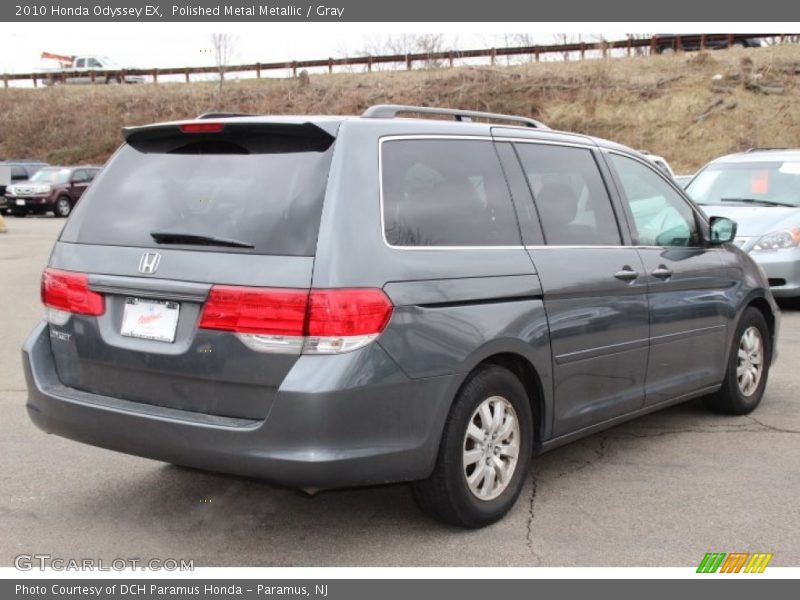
[23,106,779,527]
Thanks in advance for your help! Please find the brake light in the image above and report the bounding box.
[41,268,105,318]
[198,286,393,354]
[198,287,309,336]
[179,122,225,134]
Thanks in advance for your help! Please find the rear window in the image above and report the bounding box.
[61,125,335,256]
[381,139,520,247]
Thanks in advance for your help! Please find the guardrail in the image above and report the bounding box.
[1,34,791,88]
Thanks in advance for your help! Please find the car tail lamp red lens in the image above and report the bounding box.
[179,122,225,134]
[198,286,394,353]
[41,268,105,316]
[198,286,309,336]
[307,289,394,337]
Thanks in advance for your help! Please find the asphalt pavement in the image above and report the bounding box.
[1,217,798,567]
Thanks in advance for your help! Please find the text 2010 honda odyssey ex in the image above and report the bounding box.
[24,106,779,527]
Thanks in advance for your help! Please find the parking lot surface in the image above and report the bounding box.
[1,218,799,567]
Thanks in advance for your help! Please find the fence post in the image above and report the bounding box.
[406,54,412,70]
[650,36,656,55]
[448,51,454,68]
[367,57,372,72]
[185,68,190,83]
[256,62,261,79]
[627,37,632,56]
[490,48,496,66]
[727,33,734,47]
[291,61,297,78]
[580,42,585,60]
[3,74,8,88]
[676,36,683,52]
[328,58,333,74]
[535,46,540,62]
[700,34,707,50]
[153,68,158,83]
[31,74,37,88]
[90,70,96,84]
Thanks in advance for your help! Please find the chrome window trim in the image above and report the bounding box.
[493,136,597,150]
[378,135,526,251]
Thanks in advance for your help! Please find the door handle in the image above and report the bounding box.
[614,267,639,282]
[652,266,673,280]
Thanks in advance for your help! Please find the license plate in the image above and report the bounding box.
[121,298,180,343]
[16,199,25,206]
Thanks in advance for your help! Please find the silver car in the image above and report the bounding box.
[687,149,800,297]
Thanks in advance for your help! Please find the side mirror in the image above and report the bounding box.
[709,216,737,245]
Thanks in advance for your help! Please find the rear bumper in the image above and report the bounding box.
[23,321,456,489]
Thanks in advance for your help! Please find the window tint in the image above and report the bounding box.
[61,128,335,256]
[514,144,621,246]
[75,59,85,68]
[382,140,520,247]
[87,58,102,68]
[10,166,26,179]
[610,153,699,247]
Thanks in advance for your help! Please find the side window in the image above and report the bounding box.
[86,169,99,181]
[515,144,621,246]
[75,58,85,68]
[71,170,88,183]
[382,139,521,247]
[87,58,102,68]
[609,154,699,247]
[10,166,26,180]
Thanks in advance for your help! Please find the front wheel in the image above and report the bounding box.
[54,197,72,218]
[705,307,771,414]
[412,365,533,528]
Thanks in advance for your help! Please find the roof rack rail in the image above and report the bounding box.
[361,104,548,129]
[745,147,790,153]
[196,112,259,119]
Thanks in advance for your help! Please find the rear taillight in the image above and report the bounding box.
[41,268,105,324]
[199,286,393,354]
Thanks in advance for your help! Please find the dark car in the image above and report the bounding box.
[0,161,48,212]
[23,106,779,527]
[5,165,101,217]
[653,34,763,54]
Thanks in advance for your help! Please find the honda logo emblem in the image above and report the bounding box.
[138,252,161,274]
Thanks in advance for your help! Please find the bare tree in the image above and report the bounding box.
[211,33,238,92]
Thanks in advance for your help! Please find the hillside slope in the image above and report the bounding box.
[1,45,799,173]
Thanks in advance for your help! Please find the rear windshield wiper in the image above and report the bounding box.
[150,231,255,248]
[719,197,796,207]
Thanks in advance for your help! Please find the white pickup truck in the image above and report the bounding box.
[42,55,146,85]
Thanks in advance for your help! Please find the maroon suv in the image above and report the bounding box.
[5,166,101,217]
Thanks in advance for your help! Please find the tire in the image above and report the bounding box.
[412,365,533,528]
[705,307,771,415]
[54,196,72,218]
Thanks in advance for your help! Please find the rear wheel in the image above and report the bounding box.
[54,196,72,218]
[412,365,533,528]
[705,307,771,414]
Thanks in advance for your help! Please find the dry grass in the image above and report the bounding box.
[1,45,800,173]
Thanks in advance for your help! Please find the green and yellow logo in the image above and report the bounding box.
[697,552,773,573]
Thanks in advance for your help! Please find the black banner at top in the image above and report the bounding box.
[2,0,800,22]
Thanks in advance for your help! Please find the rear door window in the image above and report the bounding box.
[514,144,621,246]
[381,139,521,247]
[60,125,335,256]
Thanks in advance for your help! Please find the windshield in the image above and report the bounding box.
[30,168,70,184]
[60,127,335,256]
[686,161,800,207]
